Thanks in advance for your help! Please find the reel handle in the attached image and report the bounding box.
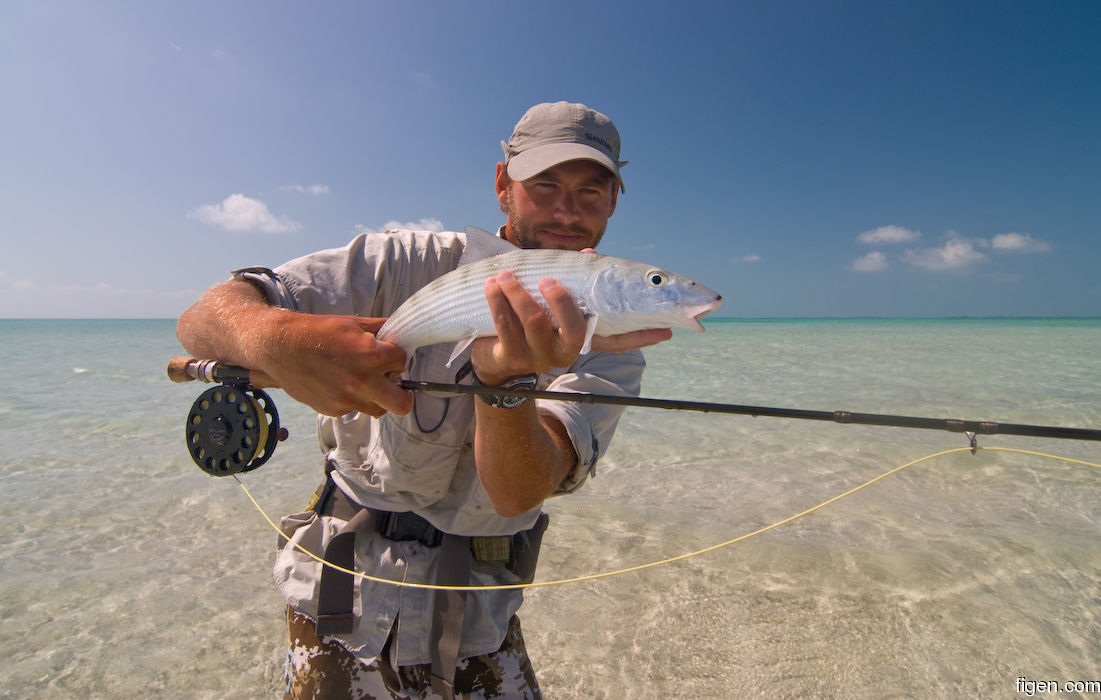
[167,356,279,388]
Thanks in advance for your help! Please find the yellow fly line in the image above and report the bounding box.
[233,446,1100,592]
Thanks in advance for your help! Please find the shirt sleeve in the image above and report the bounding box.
[536,348,646,494]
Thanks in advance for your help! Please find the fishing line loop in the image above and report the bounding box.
[231,445,1099,592]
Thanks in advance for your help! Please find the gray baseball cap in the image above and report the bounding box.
[501,101,627,192]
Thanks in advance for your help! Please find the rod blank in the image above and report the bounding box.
[399,380,1101,442]
[167,358,1101,442]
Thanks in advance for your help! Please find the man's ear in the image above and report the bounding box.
[494,162,511,210]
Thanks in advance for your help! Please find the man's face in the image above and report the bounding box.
[497,160,619,251]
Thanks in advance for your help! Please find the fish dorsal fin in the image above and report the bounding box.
[460,226,518,266]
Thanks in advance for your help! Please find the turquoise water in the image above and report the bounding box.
[1,319,1098,697]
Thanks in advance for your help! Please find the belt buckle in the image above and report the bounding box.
[379,511,443,547]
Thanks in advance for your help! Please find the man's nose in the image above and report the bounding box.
[552,190,579,221]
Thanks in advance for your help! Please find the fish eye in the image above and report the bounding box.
[645,270,667,287]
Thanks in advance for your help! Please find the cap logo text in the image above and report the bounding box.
[584,132,614,155]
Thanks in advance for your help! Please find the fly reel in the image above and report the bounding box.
[186,384,283,476]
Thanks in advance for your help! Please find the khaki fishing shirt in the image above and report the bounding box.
[242,228,644,666]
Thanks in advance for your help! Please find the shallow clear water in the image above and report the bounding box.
[1,319,1098,698]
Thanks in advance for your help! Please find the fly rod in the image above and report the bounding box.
[399,379,1101,443]
[169,357,1101,451]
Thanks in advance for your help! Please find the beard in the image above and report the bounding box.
[505,191,605,250]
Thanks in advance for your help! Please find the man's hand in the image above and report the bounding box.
[470,271,588,384]
[261,313,411,417]
[470,270,672,383]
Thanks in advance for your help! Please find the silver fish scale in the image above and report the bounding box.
[377,249,606,352]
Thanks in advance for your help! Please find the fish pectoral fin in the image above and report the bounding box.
[446,336,478,367]
[579,314,599,355]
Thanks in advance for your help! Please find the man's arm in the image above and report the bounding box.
[470,271,670,517]
[176,279,412,417]
[472,397,578,518]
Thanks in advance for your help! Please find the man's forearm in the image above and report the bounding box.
[473,402,577,518]
[176,279,284,366]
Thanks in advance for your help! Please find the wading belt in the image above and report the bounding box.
[306,471,529,700]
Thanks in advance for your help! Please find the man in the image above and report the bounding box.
[177,102,671,699]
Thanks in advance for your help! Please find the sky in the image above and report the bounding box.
[1,0,1099,318]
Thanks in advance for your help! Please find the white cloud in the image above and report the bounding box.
[991,232,1050,253]
[903,238,987,271]
[857,225,920,245]
[280,184,331,195]
[849,251,888,272]
[733,254,761,263]
[847,227,1049,277]
[189,194,301,233]
[354,218,445,234]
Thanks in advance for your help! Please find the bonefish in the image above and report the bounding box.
[376,230,723,365]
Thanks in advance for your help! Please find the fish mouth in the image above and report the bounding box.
[680,297,723,331]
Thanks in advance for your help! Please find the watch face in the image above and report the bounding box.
[478,373,538,409]
[495,394,528,409]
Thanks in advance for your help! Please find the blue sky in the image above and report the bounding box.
[2,0,1098,318]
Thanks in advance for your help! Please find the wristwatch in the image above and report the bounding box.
[472,371,539,409]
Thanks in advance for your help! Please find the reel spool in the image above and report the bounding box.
[185,384,282,476]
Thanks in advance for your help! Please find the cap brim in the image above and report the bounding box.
[506,143,624,192]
